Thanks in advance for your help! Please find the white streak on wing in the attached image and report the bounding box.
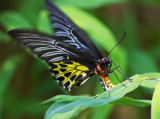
[48,56,64,63]
[34,47,56,52]
[80,77,90,86]
[53,23,70,33]
[68,43,81,49]
[55,31,70,36]
[52,21,89,52]
[57,46,77,56]
[51,16,71,27]
[21,39,55,45]
[26,43,51,46]
[41,51,68,57]
[56,33,75,43]
[19,35,53,40]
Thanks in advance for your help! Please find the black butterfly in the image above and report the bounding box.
[8,0,129,91]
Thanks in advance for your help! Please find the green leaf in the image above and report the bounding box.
[151,81,160,119]
[92,104,113,119]
[0,55,21,115]
[36,10,53,35]
[5,91,49,117]
[130,49,158,74]
[18,0,44,26]
[45,102,85,119]
[112,97,151,107]
[44,74,148,119]
[54,0,126,9]
[140,73,160,89]
[0,11,33,30]
[50,106,84,119]
[140,73,160,79]
[29,57,49,82]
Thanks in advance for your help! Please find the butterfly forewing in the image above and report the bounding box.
[8,30,73,63]
[45,0,103,62]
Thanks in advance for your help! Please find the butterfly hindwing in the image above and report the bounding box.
[50,59,93,90]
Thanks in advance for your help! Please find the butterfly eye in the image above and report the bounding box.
[105,59,109,62]
[105,58,110,63]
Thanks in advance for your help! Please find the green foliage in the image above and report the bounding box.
[130,49,158,74]
[0,56,21,116]
[36,10,53,35]
[0,11,33,30]
[0,0,159,119]
[92,104,113,119]
[151,82,160,119]
[54,0,125,9]
[43,73,159,119]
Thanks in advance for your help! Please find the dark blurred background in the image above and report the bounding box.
[0,0,160,119]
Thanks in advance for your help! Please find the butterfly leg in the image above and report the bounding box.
[110,60,132,82]
[109,69,126,87]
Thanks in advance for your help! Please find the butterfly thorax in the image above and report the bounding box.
[95,58,114,91]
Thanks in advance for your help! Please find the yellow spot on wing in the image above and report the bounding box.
[76,66,89,71]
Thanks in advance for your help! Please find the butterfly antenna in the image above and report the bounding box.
[107,31,126,57]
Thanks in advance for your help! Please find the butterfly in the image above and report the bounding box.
[8,0,129,91]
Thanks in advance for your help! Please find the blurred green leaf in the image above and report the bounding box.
[29,59,47,82]
[0,55,21,115]
[44,74,149,119]
[36,10,53,35]
[134,0,160,5]
[0,11,33,30]
[92,104,113,119]
[5,91,49,117]
[151,81,160,119]
[130,49,158,74]
[0,30,10,42]
[54,0,125,9]
[18,0,44,25]
[123,10,137,50]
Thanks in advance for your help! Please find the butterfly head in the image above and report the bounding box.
[102,58,110,63]
[101,58,111,69]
